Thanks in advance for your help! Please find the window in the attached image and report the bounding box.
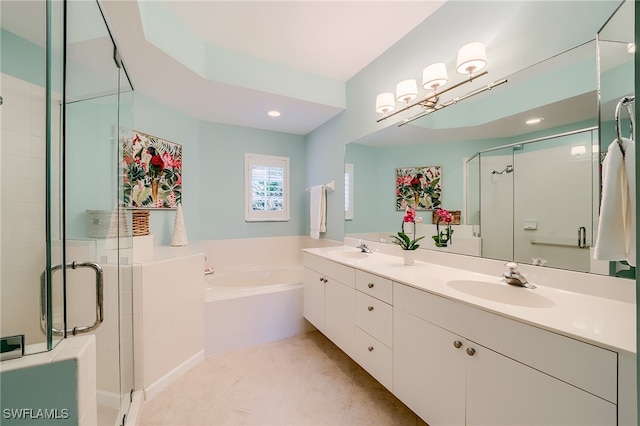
[345,163,354,220]
[245,153,290,222]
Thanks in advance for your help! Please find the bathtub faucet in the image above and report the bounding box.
[357,240,373,253]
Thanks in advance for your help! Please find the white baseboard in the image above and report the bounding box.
[124,390,145,426]
[143,350,204,401]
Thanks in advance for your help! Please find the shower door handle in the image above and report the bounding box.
[578,227,587,249]
[40,261,104,336]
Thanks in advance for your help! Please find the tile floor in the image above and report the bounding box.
[139,331,427,425]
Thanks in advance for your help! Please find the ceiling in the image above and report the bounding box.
[3,1,626,137]
[100,0,446,135]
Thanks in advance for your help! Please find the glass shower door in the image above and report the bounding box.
[478,146,514,262]
[65,0,134,424]
[1,0,65,356]
[512,131,596,272]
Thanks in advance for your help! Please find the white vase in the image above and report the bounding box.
[403,250,416,266]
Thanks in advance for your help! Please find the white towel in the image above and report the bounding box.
[594,138,636,266]
[623,138,635,267]
[310,185,326,239]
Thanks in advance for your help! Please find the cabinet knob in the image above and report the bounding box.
[466,348,476,356]
[367,306,374,311]
[368,283,374,288]
[453,340,462,349]
[368,346,374,352]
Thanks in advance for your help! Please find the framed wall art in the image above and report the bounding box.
[122,131,182,209]
[395,166,442,210]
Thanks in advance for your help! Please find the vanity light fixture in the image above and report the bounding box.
[376,41,507,125]
[456,42,487,75]
[267,110,281,117]
[526,118,544,125]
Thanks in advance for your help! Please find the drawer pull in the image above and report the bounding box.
[367,306,374,311]
[319,277,328,283]
[466,347,476,356]
[453,340,462,349]
[368,346,374,352]
[368,283,374,288]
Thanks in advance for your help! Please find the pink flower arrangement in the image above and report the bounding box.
[433,208,454,247]
[435,208,454,224]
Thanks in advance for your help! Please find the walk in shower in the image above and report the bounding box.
[1,0,134,424]
[466,128,599,273]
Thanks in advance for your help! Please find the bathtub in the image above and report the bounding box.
[203,265,311,356]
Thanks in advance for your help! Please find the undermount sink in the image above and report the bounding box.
[446,280,555,308]
[328,250,370,259]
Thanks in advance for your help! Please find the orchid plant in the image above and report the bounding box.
[390,207,425,250]
[432,208,454,247]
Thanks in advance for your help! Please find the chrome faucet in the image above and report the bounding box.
[502,262,535,288]
[357,240,373,253]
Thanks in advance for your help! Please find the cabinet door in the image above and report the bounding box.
[303,267,325,332]
[466,343,617,426]
[394,308,465,426]
[325,278,355,357]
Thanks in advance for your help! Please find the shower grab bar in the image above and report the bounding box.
[40,261,104,336]
[530,240,590,249]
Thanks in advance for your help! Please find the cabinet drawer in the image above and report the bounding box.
[356,270,392,304]
[356,292,393,347]
[394,283,617,403]
[303,253,355,287]
[354,327,393,391]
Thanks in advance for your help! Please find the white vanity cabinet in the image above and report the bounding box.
[303,253,356,357]
[352,270,394,390]
[393,283,618,426]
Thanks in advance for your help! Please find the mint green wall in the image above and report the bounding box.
[133,93,307,243]
[345,137,509,235]
[66,99,120,239]
[0,29,45,86]
[133,94,201,245]
[345,119,598,236]
[198,121,306,239]
[0,360,77,425]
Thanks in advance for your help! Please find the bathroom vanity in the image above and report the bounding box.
[303,246,636,426]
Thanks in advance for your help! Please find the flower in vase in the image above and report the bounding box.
[392,207,425,250]
[432,208,454,247]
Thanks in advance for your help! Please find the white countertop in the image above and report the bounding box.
[303,246,636,355]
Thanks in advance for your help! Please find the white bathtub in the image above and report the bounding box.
[205,265,303,301]
[203,265,311,355]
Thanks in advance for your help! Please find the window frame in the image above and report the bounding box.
[345,163,354,220]
[244,153,290,222]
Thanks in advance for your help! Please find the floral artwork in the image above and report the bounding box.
[122,131,182,209]
[395,166,442,210]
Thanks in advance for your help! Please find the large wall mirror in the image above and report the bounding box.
[345,1,634,279]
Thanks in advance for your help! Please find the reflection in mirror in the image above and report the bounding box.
[596,0,635,277]
[344,37,629,277]
[472,128,598,273]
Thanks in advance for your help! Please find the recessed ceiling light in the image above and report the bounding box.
[526,118,543,125]
[267,110,281,117]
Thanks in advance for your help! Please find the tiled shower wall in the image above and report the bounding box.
[0,73,49,345]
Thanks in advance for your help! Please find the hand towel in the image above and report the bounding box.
[310,185,326,239]
[594,139,632,264]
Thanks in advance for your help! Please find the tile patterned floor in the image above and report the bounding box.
[139,331,427,426]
